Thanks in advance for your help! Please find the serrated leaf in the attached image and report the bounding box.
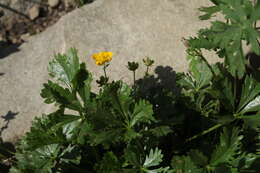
[59,145,81,165]
[130,100,156,127]
[13,144,61,173]
[71,63,93,106]
[242,96,260,114]
[199,6,220,20]
[90,129,124,147]
[143,148,163,168]
[171,155,203,173]
[187,52,213,90]
[241,114,260,129]
[124,144,142,168]
[144,167,170,173]
[149,126,172,137]
[192,0,260,78]
[48,48,80,88]
[210,127,243,166]
[41,80,82,111]
[124,128,142,142]
[189,150,208,166]
[94,152,122,173]
[246,28,260,55]
[19,111,67,150]
[237,76,260,114]
[211,76,235,111]
[176,73,196,90]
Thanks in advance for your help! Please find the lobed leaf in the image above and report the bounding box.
[48,48,80,88]
[210,127,243,166]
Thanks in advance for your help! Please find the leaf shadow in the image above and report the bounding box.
[246,52,260,82]
[0,42,21,59]
[136,66,178,96]
[0,111,19,137]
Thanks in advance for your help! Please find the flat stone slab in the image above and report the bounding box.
[0,0,218,142]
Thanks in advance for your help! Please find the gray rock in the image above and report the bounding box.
[48,0,60,8]
[0,0,220,142]
[28,5,40,20]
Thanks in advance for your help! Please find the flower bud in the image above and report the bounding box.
[143,57,154,67]
[127,61,139,71]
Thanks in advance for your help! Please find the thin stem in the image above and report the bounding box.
[254,0,257,28]
[195,49,216,77]
[145,66,149,76]
[103,65,107,78]
[185,123,223,143]
[133,70,136,86]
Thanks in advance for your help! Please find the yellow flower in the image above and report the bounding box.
[92,52,113,66]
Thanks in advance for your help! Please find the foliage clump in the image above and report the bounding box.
[6,0,260,172]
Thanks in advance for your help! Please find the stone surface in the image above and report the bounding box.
[0,0,221,142]
[48,0,60,8]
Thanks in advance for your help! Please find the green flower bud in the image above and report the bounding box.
[143,57,154,67]
[127,61,139,71]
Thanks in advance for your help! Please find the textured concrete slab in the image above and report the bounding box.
[0,0,219,142]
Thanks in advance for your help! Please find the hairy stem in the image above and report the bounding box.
[185,123,223,143]
[133,70,136,86]
[103,65,107,79]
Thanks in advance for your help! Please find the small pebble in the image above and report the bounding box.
[48,0,60,8]
[29,5,40,20]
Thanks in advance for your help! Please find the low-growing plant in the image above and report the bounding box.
[9,0,260,172]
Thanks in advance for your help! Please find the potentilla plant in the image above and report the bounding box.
[9,0,260,173]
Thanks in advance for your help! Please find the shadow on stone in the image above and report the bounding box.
[246,52,260,82]
[0,42,21,59]
[0,72,4,76]
[0,111,19,137]
[136,65,178,97]
[0,111,18,172]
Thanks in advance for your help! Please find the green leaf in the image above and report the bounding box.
[171,155,203,173]
[143,148,163,168]
[176,72,196,90]
[186,49,213,90]
[94,152,122,173]
[59,145,81,165]
[242,96,260,114]
[211,76,235,112]
[149,126,172,137]
[192,0,260,77]
[48,48,80,88]
[41,80,82,111]
[224,40,245,78]
[72,63,93,106]
[124,144,142,168]
[13,144,61,173]
[189,150,208,166]
[237,76,260,114]
[210,127,243,166]
[199,6,220,20]
[19,110,67,150]
[245,28,260,55]
[241,114,260,129]
[89,129,124,147]
[142,148,170,173]
[130,100,156,127]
